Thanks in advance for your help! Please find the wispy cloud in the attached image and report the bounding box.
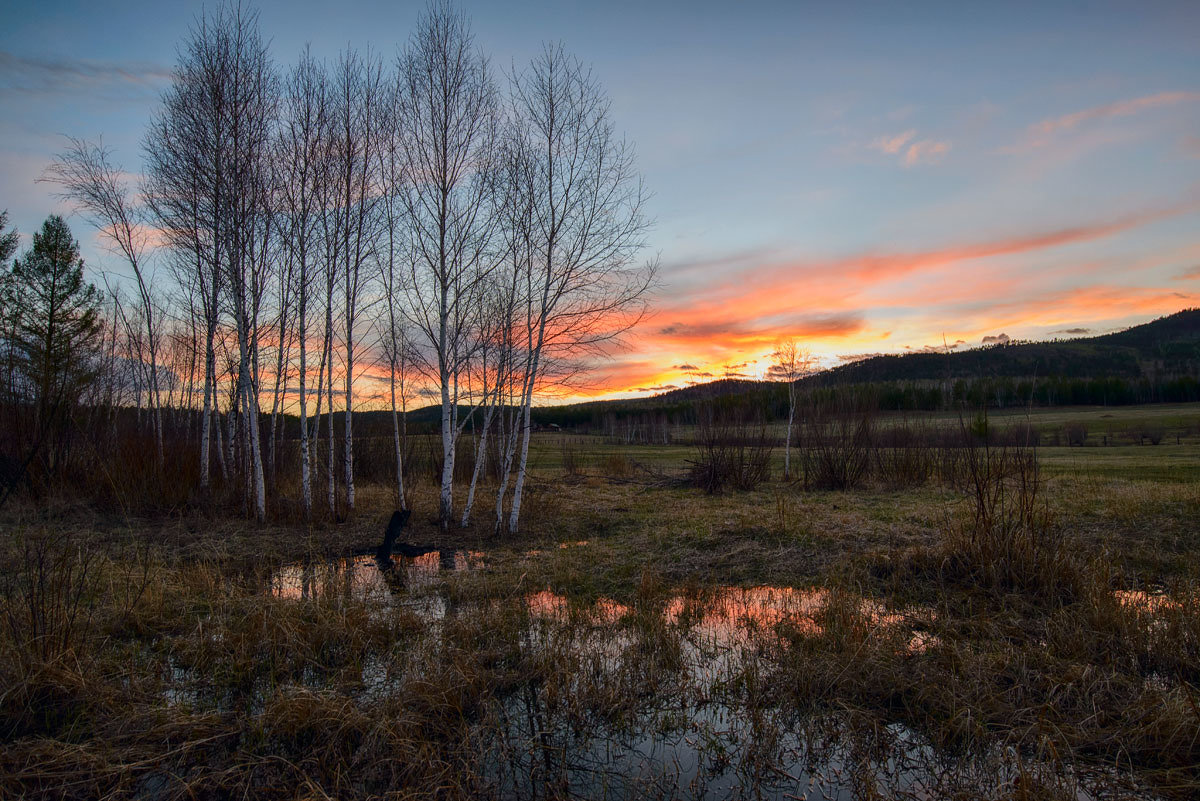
[0,51,171,100]
[1005,91,1200,152]
[869,130,950,166]
[654,312,865,349]
[903,139,951,166]
[869,129,916,155]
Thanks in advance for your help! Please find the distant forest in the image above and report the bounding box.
[529,308,1200,429]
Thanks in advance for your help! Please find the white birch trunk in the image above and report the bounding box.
[784,399,795,479]
[389,356,406,510]
[461,403,494,526]
[298,307,312,518]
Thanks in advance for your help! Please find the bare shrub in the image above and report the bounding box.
[802,391,874,490]
[559,435,581,476]
[994,421,1041,448]
[1064,421,1088,446]
[0,532,100,673]
[601,450,634,479]
[1140,424,1165,445]
[688,403,773,493]
[942,438,1082,602]
[872,417,935,488]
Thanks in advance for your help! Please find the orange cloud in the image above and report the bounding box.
[582,201,1200,398]
[903,139,951,166]
[869,129,916,155]
[869,130,950,166]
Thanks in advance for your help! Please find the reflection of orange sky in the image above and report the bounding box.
[527,586,929,651]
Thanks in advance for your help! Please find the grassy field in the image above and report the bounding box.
[2,403,1199,799]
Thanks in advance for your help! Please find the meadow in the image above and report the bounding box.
[2,403,1199,800]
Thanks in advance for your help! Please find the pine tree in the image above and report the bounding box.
[9,215,103,430]
[0,211,17,265]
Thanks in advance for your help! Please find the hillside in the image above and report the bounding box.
[813,308,1200,386]
[341,310,1200,429]
[530,308,1200,423]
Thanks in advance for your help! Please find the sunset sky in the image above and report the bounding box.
[2,1,1198,402]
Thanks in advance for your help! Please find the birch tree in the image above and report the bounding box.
[397,1,500,527]
[145,4,276,518]
[770,339,811,479]
[45,139,165,465]
[498,44,654,534]
[330,47,386,515]
[275,49,329,519]
[144,8,232,493]
[377,98,412,511]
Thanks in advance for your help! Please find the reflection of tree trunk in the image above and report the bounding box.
[344,330,354,514]
[524,684,556,785]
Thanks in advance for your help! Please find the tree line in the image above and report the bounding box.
[0,2,654,531]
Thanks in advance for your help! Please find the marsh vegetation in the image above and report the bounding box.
[2,403,1199,799]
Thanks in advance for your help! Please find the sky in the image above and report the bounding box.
[2,0,1199,402]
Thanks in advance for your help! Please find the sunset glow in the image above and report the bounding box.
[3,1,1198,404]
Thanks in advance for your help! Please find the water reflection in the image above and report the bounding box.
[271,556,933,656]
[260,554,1159,800]
[270,550,483,601]
[1115,589,1179,613]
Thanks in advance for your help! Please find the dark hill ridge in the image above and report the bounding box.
[339,309,1200,429]
[813,307,1200,386]
[526,308,1200,421]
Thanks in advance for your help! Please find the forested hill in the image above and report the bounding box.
[525,309,1200,424]
[811,308,1200,386]
[373,309,1200,428]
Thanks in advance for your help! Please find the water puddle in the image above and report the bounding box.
[1115,589,1180,613]
[270,549,483,601]
[252,548,1161,800]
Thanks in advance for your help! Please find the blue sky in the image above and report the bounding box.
[2,1,1198,396]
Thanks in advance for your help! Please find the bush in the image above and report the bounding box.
[688,403,773,493]
[1139,425,1165,445]
[601,450,634,479]
[941,438,1082,603]
[801,391,874,490]
[872,418,935,488]
[1064,421,1088,446]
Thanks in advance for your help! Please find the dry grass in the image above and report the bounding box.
[2,422,1199,799]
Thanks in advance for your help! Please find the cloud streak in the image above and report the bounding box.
[869,130,916,155]
[869,130,950,166]
[0,51,172,99]
[1006,91,1200,152]
[903,138,951,166]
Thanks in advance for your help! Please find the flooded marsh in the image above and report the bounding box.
[2,466,1198,800]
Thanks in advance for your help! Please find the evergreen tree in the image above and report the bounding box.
[8,215,102,428]
[0,211,17,265]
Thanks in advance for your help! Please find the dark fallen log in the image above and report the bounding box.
[376,509,438,565]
